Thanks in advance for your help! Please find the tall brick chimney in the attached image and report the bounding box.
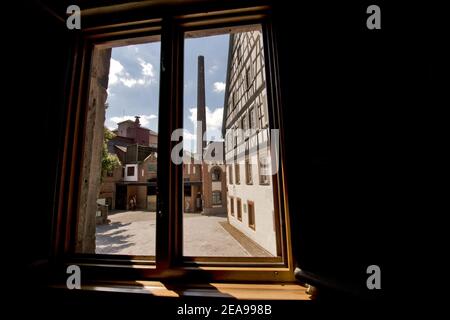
[197,55,206,155]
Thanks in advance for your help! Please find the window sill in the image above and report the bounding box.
[50,281,311,300]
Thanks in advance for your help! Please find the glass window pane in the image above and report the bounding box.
[182,25,280,257]
[76,38,161,256]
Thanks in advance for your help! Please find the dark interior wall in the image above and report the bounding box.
[11,1,72,273]
[272,1,435,296]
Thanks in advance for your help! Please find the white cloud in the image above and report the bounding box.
[120,78,137,88]
[183,130,196,141]
[107,114,157,130]
[188,107,197,125]
[184,107,224,152]
[140,114,158,123]
[188,106,224,133]
[208,64,219,74]
[106,88,114,100]
[182,130,197,153]
[213,82,226,93]
[108,57,155,88]
[138,58,154,77]
[108,58,124,85]
[206,107,224,131]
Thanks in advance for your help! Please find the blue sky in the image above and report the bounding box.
[106,42,161,131]
[106,34,229,151]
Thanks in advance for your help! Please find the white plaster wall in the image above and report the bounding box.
[224,29,277,256]
[124,164,138,182]
[227,153,276,256]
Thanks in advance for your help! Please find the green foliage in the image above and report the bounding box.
[102,127,121,175]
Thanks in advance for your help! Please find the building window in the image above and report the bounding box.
[127,166,135,176]
[233,91,238,109]
[57,8,288,283]
[229,94,234,113]
[242,115,248,140]
[237,198,242,221]
[249,106,256,129]
[229,197,234,216]
[262,98,268,128]
[246,66,252,90]
[258,102,268,129]
[228,165,233,184]
[211,167,221,181]
[259,152,270,185]
[248,200,255,230]
[212,191,222,205]
[72,35,160,256]
[237,45,242,64]
[245,155,253,185]
[242,115,248,130]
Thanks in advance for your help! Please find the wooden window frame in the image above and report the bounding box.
[249,106,256,129]
[246,66,252,90]
[258,149,271,185]
[211,167,221,182]
[248,200,255,230]
[245,155,253,185]
[234,162,241,184]
[212,190,222,205]
[236,197,242,221]
[52,3,293,283]
[229,196,234,216]
[126,166,135,176]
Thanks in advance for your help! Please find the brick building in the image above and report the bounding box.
[99,116,158,211]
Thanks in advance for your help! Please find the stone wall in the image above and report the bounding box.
[76,48,111,253]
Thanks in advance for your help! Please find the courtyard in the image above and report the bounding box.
[96,210,271,257]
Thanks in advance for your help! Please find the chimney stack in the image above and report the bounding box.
[197,55,207,155]
[134,115,141,127]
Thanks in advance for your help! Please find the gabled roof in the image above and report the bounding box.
[143,152,157,163]
[114,145,127,153]
[117,119,135,125]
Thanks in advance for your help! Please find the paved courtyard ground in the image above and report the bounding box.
[96,210,271,257]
